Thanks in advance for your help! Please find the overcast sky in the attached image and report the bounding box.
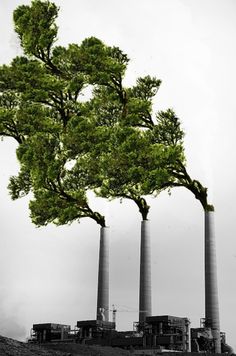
[0,0,236,349]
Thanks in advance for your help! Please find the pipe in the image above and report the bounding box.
[139,220,152,323]
[222,342,235,355]
[205,210,221,353]
[96,226,109,321]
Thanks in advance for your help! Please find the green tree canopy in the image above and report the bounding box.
[1,0,187,231]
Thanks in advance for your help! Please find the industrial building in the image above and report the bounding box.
[29,221,234,354]
[30,314,233,354]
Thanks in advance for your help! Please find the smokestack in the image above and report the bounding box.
[97,226,109,321]
[205,211,221,353]
[139,220,152,323]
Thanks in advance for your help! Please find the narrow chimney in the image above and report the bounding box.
[97,226,109,321]
[139,220,152,323]
[205,211,221,353]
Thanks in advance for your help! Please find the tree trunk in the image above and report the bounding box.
[139,220,152,323]
[205,210,221,353]
[96,226,109,321]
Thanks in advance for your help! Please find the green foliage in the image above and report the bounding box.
[2,0,209,230]
[92,124,184,211]
[153,109,185,145]
[8,165,31,200]
[29,188,87,226]
[79,37,129,86]
[0,91,22,143]
[14,0,58,60]
[131,76,161,101]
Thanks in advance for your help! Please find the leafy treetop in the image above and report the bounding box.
[0,0,211,238]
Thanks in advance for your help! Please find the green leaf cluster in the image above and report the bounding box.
[14,0,58,60]
[1,0,211,232]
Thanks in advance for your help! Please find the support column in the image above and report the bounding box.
[97,226,109,321]
[139,220,152,323]
[205,211,221,353]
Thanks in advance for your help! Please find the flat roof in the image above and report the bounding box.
[76,319,115,329]
[146,315,189,323]
[33,323,71,330]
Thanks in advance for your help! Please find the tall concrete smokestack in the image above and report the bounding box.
[97,226,109,321]
[205,211,221,353]
[139,220,152,323]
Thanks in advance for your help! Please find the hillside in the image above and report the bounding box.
[0,335,131,356]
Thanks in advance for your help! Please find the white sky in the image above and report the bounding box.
[0,0,236,349]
